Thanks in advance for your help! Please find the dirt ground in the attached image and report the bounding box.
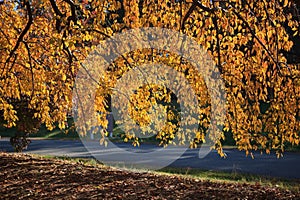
[0,152,299,200]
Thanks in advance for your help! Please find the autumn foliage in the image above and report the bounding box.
[0,0,299,156]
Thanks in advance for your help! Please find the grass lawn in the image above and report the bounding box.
[157,167,300,192]
[1,152,299,199]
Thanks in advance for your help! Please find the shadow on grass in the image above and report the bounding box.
[156,167,300,192]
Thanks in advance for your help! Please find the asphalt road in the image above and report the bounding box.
[1,138,300,180]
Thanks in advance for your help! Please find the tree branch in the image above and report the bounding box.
[3,0,33,74]
[49,0,63,17]
[63,0,76,17]
[181,0,216,31]
[49,0,66,32]
[23,41,35,98]
[231,9,279,64]
[63,0,79,26]
[212,14,222,74]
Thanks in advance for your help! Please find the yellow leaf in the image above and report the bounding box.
[62,74,66,81]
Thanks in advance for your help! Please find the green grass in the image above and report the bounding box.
[156,167,300,192]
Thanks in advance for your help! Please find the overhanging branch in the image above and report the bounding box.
[3,0,33,74]
[181,0,216,31]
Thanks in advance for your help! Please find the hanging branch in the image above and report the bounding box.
[3,0,33,74]
[181,0,216,31]
[49,0,63,17]
[23,41,35,98]
[50,0,65,32]
[212,13,222,74]
[181,0,292,76]
[63,0,78,25]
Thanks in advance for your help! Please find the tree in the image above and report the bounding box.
[0,0,299,156]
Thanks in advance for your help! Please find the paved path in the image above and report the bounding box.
[1,138,300,180]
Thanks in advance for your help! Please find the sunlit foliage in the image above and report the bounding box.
[0,0,299,156]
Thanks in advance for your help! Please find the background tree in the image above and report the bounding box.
[0,0,299,156]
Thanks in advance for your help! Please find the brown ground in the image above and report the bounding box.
[0,152,299,200]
